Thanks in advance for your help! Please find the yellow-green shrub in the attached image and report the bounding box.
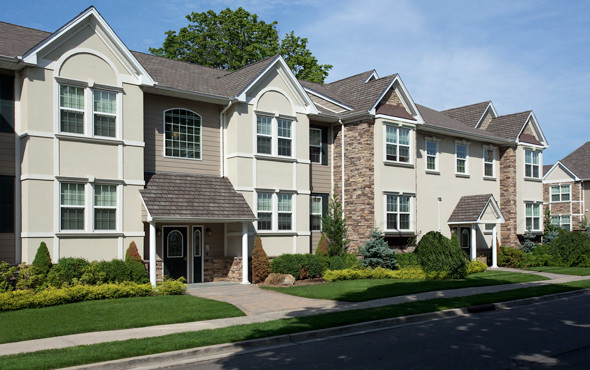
[323,266,426,282]
[467,260,488,274]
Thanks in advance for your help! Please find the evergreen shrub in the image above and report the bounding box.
[32,242,52,275]
[415,231,467,279]
[396,252,420,268]
[270,254,325,280]
[252,237,270,283]
[359,229,397,269]
[47,258,90,287]
[125,242,149,284]
[549,230,590,267]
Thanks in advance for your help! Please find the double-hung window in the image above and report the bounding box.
[60,85,85,134]
[456,144,468,174]
[525,150,540,178]
[164,109,201,159]
[551,185,570,202]
[426,140,438,171]
[385,126,410,163]
[256,115,293,157]
[93,90,117,137]
[484,148,495,177]
[94,185,117,230]
[551,215,571,230]
[60,183,85,230]
[310,196,323,231]
[257,193,273,230]
[525,203,541,231]
[386,195,411,231]
[278,194,293,230]
[309,128,322,164]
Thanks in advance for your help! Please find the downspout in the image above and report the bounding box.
[340,120,344,211]
[219,101,233,177]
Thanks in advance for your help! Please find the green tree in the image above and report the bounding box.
[149,7,332,83]
[359,229,397,269]
[322,193,349,256]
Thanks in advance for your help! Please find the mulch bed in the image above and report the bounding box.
[260,277,326,287]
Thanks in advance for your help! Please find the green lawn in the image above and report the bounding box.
[3,279,589,370]
[263,270,548,301]
[525,266,590,276]
[0,295,244,344]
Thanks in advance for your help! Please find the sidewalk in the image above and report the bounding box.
[1,268,589,357]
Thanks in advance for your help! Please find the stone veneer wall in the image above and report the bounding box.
[203,257,252,282]
[499,146,520,246]
[545,181,585,230]
[333,120,375,249]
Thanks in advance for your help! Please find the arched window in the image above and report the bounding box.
[167,230,184,258]
[164,109,201,159]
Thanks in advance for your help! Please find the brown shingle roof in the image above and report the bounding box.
[486,111,531,140]
[560,141,590,180]
[448,194,496,223]
[441,101,490,127]
[543,164,553,176]
[140,173,255,220]
[0,21,51,58]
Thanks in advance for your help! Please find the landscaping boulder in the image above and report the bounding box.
[264,273,295,286]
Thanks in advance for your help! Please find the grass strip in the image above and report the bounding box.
[0,295,244,344]
[3,279,589,370]
[525,266,590,276]
[263,271,547,301]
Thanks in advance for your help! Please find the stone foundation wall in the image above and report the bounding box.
[204,257,252,282]
[333,120,375,250]
[499,146,520,246]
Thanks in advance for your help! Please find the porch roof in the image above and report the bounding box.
[447,194,505,225]
[140,173,256,222]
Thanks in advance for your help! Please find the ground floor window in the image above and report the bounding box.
[60,183,85,230]
[310,193,329,231]
[551,215,571,230]
[386,194,411,231]
[525,202,541,231]
[60,182,119,231]
[257,192,295,232]
[0,175,14,233]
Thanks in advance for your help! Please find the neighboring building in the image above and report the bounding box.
[543,142,590,231]
[0,7,549,284]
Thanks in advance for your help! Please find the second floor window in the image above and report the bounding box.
[277,119,292,156]
[309,128,322,164]
[257,115,293,157]
[60,85,85,134]
[93,90,116,137]
[386,126,410,163]
[484,148,495,177]
[426,140,438,171]
[60,85,118,137]
[456,144,468,174]
[551,184,571,202]
[164,109,201,159]
[525,150,540,178]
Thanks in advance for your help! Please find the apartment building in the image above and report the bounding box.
[543,142,590,231]
[0,7,548,284]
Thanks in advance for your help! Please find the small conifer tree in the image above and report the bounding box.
[322,193,349,256]
[125,241,148,284]
[125,241,143,263]
[252,236,270,283]
[521,229,536,253]
[315,234,329,257]
[359,229,397,269]
[32,242,52,275]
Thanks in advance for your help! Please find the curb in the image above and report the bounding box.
[68,288,590,369]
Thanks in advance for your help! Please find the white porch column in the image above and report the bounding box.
[492,225,498,268]
[241,222,250,284]
[470,223,477,261]
[149,221,157,286]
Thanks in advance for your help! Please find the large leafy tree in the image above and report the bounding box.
[149,7,332,83]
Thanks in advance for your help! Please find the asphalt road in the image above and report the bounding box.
[163,294,590,369]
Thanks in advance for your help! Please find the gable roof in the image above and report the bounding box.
[0,21,50,59]
[560,141,590,180]
[140,173,255,221]
[486,111,532,140]
[447,194,504,224]
[441,101,492,127]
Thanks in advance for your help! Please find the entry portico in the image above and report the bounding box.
[448,194,505,268]
[140,173,256,285]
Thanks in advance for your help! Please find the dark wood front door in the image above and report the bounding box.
[163,226,187,280]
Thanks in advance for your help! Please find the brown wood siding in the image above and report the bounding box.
[310,122,332,194]
[0,233,15,264]
[309,94,346,113]
[144,93,222,175]
[0,133,15,176]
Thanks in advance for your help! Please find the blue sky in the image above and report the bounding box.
[3,0,589,164]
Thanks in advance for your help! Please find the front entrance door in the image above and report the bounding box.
[163,226,187,280]
[192,226,203,283]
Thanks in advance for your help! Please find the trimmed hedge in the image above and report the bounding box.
[270,254,325,279]
[415,231,467,279]
[466,260,487,274]
[323,266,427,282]
[0,279,186,311]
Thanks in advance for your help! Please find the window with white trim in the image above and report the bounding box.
[484,148,495,177]
[456,144,468,174]
[426,140,438,171]
[309,128,322,164]
[551,184,570,202]
[385,125,411,163]
[94,185,117,230]
[386,194,411,231]
[164,109,201,159]
[257,193,272,230]
[525,150,540,178]
[59,84,119,137]
[484,223,495,233]
[551,215,571,230]
[525,203,541,231]
[60,183,85,230]
[256,115,293,157]
[310,196,322,231]
[278,193,293,230]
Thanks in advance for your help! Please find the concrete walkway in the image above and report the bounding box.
[1,268,589,357]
